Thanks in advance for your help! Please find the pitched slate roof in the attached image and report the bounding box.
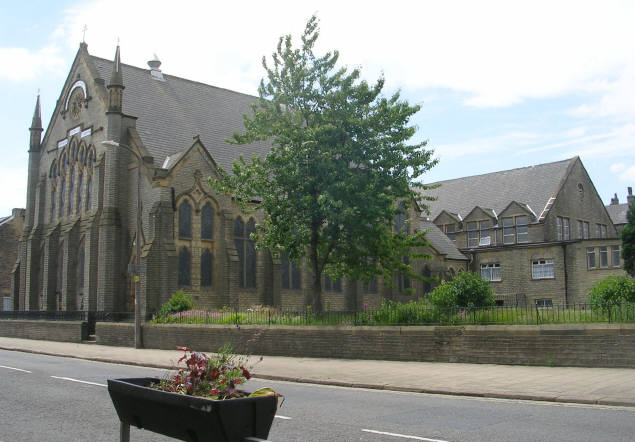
[91,56,271,170]
[421,157,576,222]
[605,203,629,226]
[419,219,467,260]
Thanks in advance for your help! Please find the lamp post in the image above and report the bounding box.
[102,140,149,349]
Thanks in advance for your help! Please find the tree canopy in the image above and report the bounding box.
[622,200,635,276]
[213,16,437,311]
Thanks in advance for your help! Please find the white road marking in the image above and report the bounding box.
[274,415,292,420]
[0,365,32,373]
[362,429,448,441]
[50,376,106,387]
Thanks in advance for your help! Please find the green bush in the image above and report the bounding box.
[588,275,635,310]
[157,290,194,317]
[428,271,494,309]
[428,281,457,310]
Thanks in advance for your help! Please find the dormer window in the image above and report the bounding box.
[502,215,529,244]
[467,220,491,247]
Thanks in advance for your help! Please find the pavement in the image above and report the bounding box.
[1,336,634,407]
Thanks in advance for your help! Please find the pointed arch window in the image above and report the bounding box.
[51,188,56,221]
[200,248,213,287]
[234,217,256,288]
[362,279,378,294]
[178,200,192,239]
[68,169,75,215]
[201,202,214,240]
[80,147,86,164]
[71,142,78,161]
[86,176,92,211]
[77,173,83,214]
[178,246,191,286]
[56,244,64,310]
[62,152,68,171]
[281,252,302,290]
[59,179,65,218]
[77,240,85,310]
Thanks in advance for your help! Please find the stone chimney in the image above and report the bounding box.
[628,187,634,205]
[610,193,619,205]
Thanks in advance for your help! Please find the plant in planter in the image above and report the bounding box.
[108,344,282,442]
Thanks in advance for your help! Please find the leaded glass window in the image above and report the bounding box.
[178,246,191,286]
[394,203,408,233]
[397,256,410,293]
[201,203,214,240]
[324,274,341,292]
[86,176,92,210]
[77,173,83,214]
[234,217,256,288]
[59,179,65,218]
[362,279,377,294]
[68,169,74,215]
[51,188,56,221]
[178,200,192,238]
[281,252,301,290]
[200,248,213,287]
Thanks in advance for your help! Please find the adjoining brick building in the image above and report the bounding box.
[11,43,627,315]
[1,209,24,310]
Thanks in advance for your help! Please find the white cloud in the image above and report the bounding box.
[619,166,635,181]
[610,163,626,173]
[0,165,27,214]
[41,0,635,109]
[0,46,65,82]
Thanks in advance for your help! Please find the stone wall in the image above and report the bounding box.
[0,320,87,342]
[96,322,635,368]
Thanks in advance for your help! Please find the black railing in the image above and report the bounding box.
[150,302,635,327]
[2,304,634,327]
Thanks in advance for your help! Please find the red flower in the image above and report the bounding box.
[209,388,219,395]
[232,378,244,384]
[219,379,227,385]
[241,366,251,379]
[211,370,219,379]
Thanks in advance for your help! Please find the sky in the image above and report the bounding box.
[1,0,634,216]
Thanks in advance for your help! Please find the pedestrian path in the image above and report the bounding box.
[1,337,633,407]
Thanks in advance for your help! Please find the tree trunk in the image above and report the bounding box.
[310,271,323,313]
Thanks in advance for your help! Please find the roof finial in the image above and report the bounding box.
[82,25,87,43]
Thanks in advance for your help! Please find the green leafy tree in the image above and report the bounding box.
[622,200,635,276]
[587,275,635,310]
[212,16,436,312]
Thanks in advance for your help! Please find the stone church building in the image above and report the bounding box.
[11,43,627,315]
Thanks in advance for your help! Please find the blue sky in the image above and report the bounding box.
[1,0,634,216]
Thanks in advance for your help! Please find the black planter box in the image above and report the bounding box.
[107,377,277,442]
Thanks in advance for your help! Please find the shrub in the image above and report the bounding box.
[588,275,635,310]
[157,290,194,317]
[428,271,494,309]
[428,281,457,310]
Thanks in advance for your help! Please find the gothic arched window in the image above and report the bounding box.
[201,202,214,240]
[85,176,92,211]
[77,240,85,310]
[59,179,65,218]
[200,248,213,287]
[56,243,64,310]
[51,188,56,221]
[68,169,75,215]
[281,252,301,290]
[77,173,83,214]
[178,200,192,239]
[178,246,191,286]
[394,203,408,234]
[234,217,256,288]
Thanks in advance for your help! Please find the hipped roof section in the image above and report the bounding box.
[420,157,577,222]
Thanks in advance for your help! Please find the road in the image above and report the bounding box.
[0,350,633,441]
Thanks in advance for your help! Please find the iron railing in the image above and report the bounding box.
[2,303,633,327]
[151,302,635,326]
